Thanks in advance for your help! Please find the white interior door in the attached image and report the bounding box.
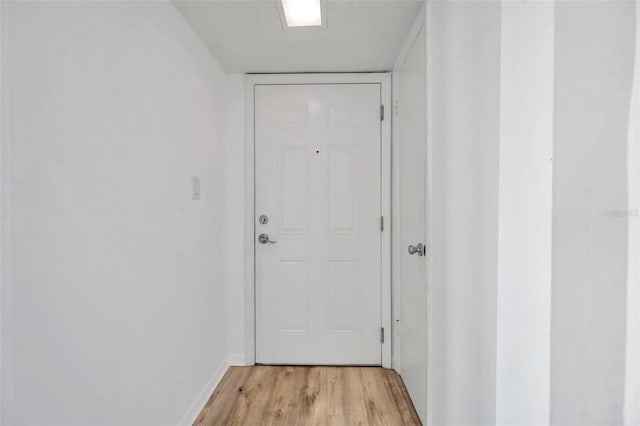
[255,84,382,365]
[396,24,429,422]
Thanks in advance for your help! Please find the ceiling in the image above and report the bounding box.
[172,0,424,73]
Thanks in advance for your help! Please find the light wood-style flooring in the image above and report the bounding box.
[194,366,421,426]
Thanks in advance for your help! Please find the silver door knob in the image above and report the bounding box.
[408,243,424,256]
[258,233,277,244]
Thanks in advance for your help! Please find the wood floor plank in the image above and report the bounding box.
[231,365,281,425]
[193,366,421,426]
[360,366,400,425]
[382,369,422,425]
[326,366,367,426]
[303,366,326,426]
[262,366,305,425]
[194,367,251,426]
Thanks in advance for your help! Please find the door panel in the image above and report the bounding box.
[255,84,382,365]
[397,24,429,423]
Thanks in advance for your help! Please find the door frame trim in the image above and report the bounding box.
[244,73,392,368]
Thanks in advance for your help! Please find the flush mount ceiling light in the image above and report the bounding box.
[277,0,326,28]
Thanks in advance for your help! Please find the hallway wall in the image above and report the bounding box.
[2,2,229,424]
[428,3,501,424]
[625,4,640,424]
[422,1,637,424]
[552,2,636,424]
[496,2,553,424]
[224,74,247,365]
[0,3,7,423]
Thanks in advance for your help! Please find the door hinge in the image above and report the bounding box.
[380,327,385,343]
[380,216,384,232]
[380,105,385,121]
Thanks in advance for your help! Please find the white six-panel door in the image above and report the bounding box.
[255,84,382,365]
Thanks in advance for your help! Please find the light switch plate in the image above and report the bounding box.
[191,176,201,200]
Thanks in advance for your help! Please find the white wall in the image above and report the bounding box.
[428,2,501,424]
[0,1,7,422]
[625,5,640,424]
[496,2,553,424]
[224,74,246,365]
[551,2,636,424]
[4,2,229,424]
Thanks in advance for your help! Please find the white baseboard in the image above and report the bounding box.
[177,357,230,426]
[227,353,247,366]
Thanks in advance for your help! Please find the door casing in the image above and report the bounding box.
[244,73,392,368]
